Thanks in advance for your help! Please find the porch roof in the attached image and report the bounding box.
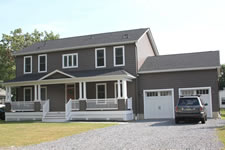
[4,69,135,86]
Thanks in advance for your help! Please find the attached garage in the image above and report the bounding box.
[179,87,212,118]
[144,89,174,119]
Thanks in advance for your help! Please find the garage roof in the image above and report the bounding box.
[139,51,220,73]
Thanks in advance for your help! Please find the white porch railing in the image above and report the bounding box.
[40,100,47,111]
[86,98,118,110]
[127,97,132,110]
[71,100,80,111]
[42,100,49,119]
[11,101,35,111]
[65,99,72,120]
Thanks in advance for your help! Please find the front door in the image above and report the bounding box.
[66,84,75,102]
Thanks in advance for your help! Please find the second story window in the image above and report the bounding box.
[62,53,78,69]
[38,54,47,73]
[114,46,125,67]
[95,48,106,68]
[24,56,32,74]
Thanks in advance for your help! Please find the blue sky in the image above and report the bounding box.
[0,0,224,63]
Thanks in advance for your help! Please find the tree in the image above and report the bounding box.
[219,64,225,90]
[0,28,59,82]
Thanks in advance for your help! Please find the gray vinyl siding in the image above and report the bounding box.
[138,69,219,115]
[16,44,137,77]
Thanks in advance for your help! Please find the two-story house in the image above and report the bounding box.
[3,28,220,122]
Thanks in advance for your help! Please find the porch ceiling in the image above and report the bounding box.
[4,69,136,86]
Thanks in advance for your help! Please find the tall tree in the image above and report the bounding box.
[219,64,225,90]
[0,28,59,82]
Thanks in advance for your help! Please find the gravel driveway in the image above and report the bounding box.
[10,119,225,150]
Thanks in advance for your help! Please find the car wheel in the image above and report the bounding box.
[175,118,179,124]
[201,118,206,124]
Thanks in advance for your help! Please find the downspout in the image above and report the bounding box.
[134,44,139,120]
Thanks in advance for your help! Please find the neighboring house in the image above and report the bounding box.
[219,89,225,108]
[3,28,220,122]
[0,88,6,104]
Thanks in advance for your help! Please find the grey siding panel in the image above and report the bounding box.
[16,44,137,77]
[138,69,219,114]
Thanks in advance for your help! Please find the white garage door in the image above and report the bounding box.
[179,87,212,118]
[144,89,174,119]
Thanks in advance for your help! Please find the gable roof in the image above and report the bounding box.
[139,51,220,73]
[14,28,158,56]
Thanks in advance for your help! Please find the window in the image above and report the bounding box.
[146,92,158,97]
[41,87,47,100]
[113,46,125,66]
[222,98,225,105]
[197,89,209,95]
[160,91,172,96]
[62,53,78,68]
[38,54,47,72]
[95,48,106,68]
[96,83,107,99]
[24,56,32,74]
[24,87,32,101]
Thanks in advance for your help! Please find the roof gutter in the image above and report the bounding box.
[13,41,137,56]
[138,66,221,74]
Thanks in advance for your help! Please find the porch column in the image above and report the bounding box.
[8,87,11,101]
[122,79,127,99]
[5,87,8,101]
[117,80,121,98]
[79,82,83,99]
[83,82,87,99]
[34,85,37,101]
[38,84,41,101]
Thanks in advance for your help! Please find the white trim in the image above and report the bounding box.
[23,87,33,101]
[14,41,136,56]
[178,86,213,118]
[38,54,47,73]
[114,82,122,98]
[96,83,107,99]
[95,48,106,68]
[143,88,175,119]
[62,53,78,69]
[39,70,74,80]
[138,66,221,74]
[113,46,125,67]
[40,86,47,100]
[24,56,32,74]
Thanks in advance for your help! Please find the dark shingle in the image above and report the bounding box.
[14,28,149,56]
[139,51,220,73]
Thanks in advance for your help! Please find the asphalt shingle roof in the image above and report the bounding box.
[14,28,149,56]
[5,68,131,83]
[139,51,220,73]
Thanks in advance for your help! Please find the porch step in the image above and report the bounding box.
[42,112,67,122]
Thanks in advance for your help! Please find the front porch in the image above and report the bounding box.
[4,69,135,122]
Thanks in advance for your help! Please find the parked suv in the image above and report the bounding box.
[175,96,207,124]
[0,104,5,120]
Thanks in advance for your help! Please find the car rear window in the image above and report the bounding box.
[178,98,200,106]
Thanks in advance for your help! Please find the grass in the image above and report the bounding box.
[221,109,225,119]
[0,120,116,147]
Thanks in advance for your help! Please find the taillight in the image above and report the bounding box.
[200,106,203,111]
[175,106,178,112]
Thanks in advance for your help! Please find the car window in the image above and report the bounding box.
[178,98,200,106]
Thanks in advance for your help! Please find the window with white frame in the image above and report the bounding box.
[62,53,78,68]
[95,48,106,68]
[38,54,47,72]
[114,46,125,66]
[41,87,47,100]
[24,87,32,101]
[96,83,107,99]
[24,56,32,74]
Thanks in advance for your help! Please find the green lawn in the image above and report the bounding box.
[0,120,116,147]
[217,109,225,148]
